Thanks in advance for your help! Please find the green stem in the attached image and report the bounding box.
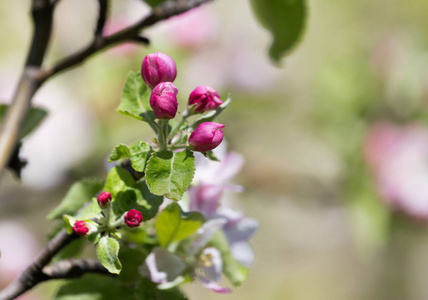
[169,108,190,141]
[157,119,169,151]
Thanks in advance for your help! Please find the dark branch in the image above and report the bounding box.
[42,259,112,279]
[0,0,54,176]
[26,0,54,66]
[95,0,108,37]
[0,229,78,300]
[41,0,213,79]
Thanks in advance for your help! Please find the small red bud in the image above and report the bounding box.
[124,209,143,228]
[72,220,89,236]
[97,191,112,207]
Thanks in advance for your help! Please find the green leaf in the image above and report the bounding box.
[53,274,135,300]
[129,141,152,172]
[145,150,195,201]
[118,247,147,283]
[0,104,48,139]
[155,202,204,247]
[104,166,135,197]
[209,231,248,286]
[117,71,155,123]
[135,277,189,300]
[63,215,76,234]
[96,236,122,274]
[47,179,104,220]
[75,199,102,220]
[190,96,231,130]
[249,0,307,62]
[52,238,86,263]
[143,0,168,9]
[109,141,151,173]
[109,144,131,162]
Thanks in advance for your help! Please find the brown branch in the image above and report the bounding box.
[0,229,78,300]
[95,0,108,37]
[42,259,112,279]
[0,0,53,177]
[0,0,213,177]
[41,0,213,79]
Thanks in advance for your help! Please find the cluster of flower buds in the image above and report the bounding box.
[72,192,144,236]
[141,52,226,152]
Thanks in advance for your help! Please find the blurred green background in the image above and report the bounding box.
[2,0,428,299]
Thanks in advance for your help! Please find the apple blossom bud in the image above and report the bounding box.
[124,209,143,228]
[97,191,112,207]
[189,122,225,152]
[141,52,177,88]
[188,86,223,113]
[150,82,179,119]
[72,220,89,236]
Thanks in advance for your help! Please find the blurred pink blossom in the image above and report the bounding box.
[0,221,39,287]
[364,122,428,219]
[164,6,218,49]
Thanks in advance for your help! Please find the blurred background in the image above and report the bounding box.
[2,0,428,299]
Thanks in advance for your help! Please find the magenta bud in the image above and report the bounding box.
[189,122,225,152]
[124,209,143,228]
[188,86,223,113]
[72,220,89,236]
[97,191,112,207]
[141,52,177,88]
[150,82,179,119]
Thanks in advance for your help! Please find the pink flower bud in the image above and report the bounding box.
[124,209,143,228]
[97,191,112,207]
[189,122,225,152]
[141,52,177,88]
[150,82,179,119]
[188,86,223,113]
[72,220,89,236]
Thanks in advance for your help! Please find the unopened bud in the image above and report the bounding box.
[141,52,177,88]
[150,82,179,119]
[97,191,112,207]
[188,122,225,152]
[72,220,89,236]
[188,86,223,113]
[124,209,143,228]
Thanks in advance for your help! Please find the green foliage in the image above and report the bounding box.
[135,277,189,300]
[143,0,168,8]
[109,141,152,172]
[145,150,195,201]
[117,71,155,123]
[96,236,122,274]
[249,0,307,62]
[47,179,104,220]
[53,274,134,300]
[104,166,136,197]
[210,231,249,287]
[155,202,204,247]
[0,104,47,139]
[118,247,147,283]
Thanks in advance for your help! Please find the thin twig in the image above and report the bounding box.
[41,0,213,79]
[95,0,108,37]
